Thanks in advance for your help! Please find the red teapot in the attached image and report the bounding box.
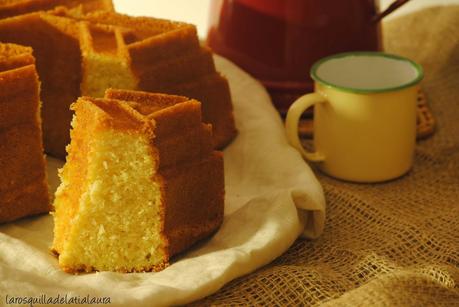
[207,0,410,113]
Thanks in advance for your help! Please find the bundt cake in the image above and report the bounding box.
[0,43,49,223]
[0,7,237,159]
[52,89,225,273]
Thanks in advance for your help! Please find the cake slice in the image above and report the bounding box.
[52,89,225,273]
[0,43,49,223]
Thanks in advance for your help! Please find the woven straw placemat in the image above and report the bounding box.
[192,6,459,306]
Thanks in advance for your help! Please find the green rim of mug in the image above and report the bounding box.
[310,51,424,94]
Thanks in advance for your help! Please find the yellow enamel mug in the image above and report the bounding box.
[286,52,424,183]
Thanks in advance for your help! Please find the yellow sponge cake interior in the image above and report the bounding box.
[52,89,224,273]
[79,23,138,97]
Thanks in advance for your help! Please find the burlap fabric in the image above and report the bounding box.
[192,6,459,306]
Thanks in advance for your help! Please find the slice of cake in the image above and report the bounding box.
[0,8,237,159]
[0,43,49,223]
[52,89,225,273]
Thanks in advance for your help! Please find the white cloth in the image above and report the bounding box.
[0,56,326,306]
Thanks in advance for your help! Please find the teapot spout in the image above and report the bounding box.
[373,0,411,23]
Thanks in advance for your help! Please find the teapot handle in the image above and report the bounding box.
[373,0,411,23]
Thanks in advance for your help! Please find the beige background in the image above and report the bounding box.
[113,0,459,38]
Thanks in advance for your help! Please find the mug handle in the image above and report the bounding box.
[285,93,326,162]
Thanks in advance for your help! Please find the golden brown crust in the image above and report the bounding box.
[135,49,217,90]
[159,152,225,257]
[75,96,152,133]
[0,43,34,71]
[77,10,194,40]
[0,0,113,19]
[60,261,170,274]
[0,12,83,158]
[51,248,170,274]
[0,8,236,158]
[0,43,49,223]
[0,179,50,223]
[155,74,238,148]
[105,88,191,110]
